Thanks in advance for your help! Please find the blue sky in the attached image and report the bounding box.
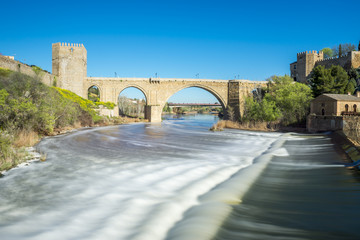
[1,0,360,103]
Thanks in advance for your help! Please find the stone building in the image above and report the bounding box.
[310,93,360,116]
[307,93,360,132]
[290,50,360,83]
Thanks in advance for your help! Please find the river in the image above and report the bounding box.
[0,114,360,240]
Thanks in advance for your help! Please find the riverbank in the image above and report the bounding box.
[0,116,147,175]
[210,120,307,133]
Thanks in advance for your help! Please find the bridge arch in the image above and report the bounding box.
[117,84,149,104]
[117,85,149,118]
[87,85,102,102]
[161,84,227,110]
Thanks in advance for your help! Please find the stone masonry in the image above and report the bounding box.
[290,50,360,83]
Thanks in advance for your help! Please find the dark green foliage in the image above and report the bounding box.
[309,65,355,97]
[339,44,342,57]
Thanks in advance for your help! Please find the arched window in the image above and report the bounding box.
[354,104,357,113]
[345,104,349,112]
[322,108,325,116]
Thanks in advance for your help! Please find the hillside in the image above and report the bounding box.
[0,68,120,171]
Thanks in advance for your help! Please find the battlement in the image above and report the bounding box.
[316,52,352,63]
[52,42,84,48]
[297,50,323,57]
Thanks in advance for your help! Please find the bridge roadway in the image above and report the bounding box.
[84,77,267,122]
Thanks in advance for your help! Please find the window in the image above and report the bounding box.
[354,104,357,112]
[322,108,325,115]
[70,48,74,53]
[294,65,297,69]
[345,104,349,112]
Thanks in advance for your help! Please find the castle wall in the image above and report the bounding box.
[315,53,353,70]
[0,55,56,86]
[351,51,360,69]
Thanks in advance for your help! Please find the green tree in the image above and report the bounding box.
[321,48,333,58]
[265,75,313,125]
[242,75,312,125]
[309,65,354,97]
[163,102,171,113]
[243,96,281,122]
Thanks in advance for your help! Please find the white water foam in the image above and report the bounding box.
[165,134,291,240]
[0,124,282,240]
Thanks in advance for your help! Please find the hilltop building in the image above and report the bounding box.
[290,50,360,83]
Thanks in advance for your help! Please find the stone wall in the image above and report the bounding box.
[343,116,360,145]
[307,115,344,133]
[0,55,56,86]
[351,51,360,69]
[315,53,353,70]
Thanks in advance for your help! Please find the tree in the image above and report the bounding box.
[332,43,356,57]
[243,96,281,123]
[265,75,313,125]
[321,48,333,58]
[308,65,355,97]
[242,75,312,125]
[162,102,171,113]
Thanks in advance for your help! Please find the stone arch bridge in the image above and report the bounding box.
[51,42,267,122]
[84,77,267,122]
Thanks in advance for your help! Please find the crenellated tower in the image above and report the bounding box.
[290,50,323,83]
[52,42,87,97]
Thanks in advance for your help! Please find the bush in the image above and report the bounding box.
[0,70,111,170]
[242,75,313,126]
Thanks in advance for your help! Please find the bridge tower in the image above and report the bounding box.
[52,42,87,97]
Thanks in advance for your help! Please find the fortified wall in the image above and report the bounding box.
[0,54,56,86]
[290,50,360,83]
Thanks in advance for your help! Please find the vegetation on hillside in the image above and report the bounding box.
[243,75,313,126]
[213,75,313,131]
[0,68,116,172]
[308,65,360,97]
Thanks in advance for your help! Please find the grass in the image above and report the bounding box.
[14,130,39,147]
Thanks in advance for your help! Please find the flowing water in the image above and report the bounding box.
[1,114,360,240]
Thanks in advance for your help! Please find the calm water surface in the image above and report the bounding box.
[1,114,359,240]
